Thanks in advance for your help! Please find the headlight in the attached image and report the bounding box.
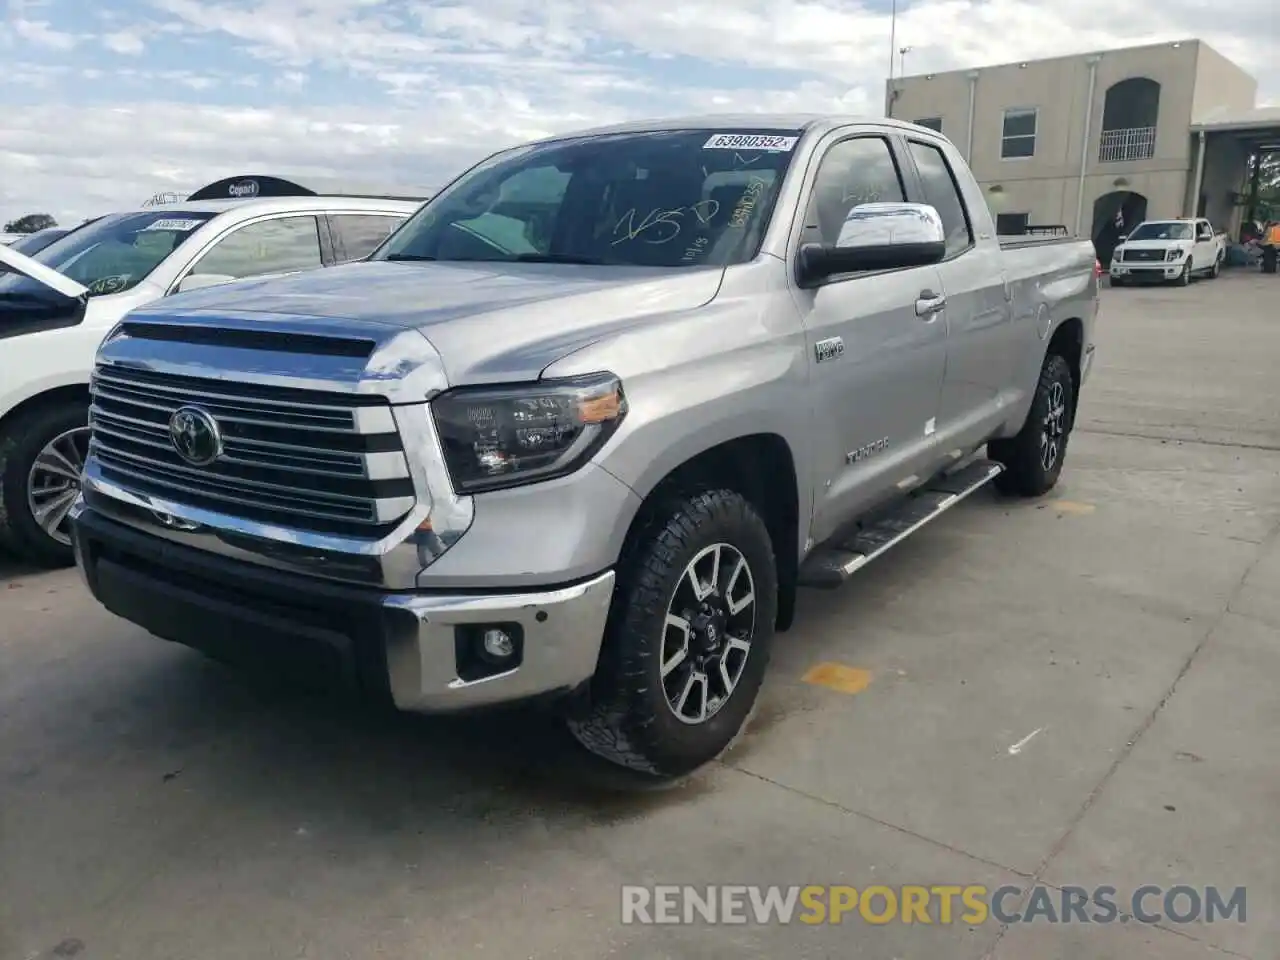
[1166,248,1185,261]
[431,372,627,494]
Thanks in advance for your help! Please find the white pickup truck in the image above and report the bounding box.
[1108,217,1226,286]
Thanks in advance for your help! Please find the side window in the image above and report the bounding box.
[329,214,405,262]
[804,136,906,247]
[907,141,973,258]
[189,216,322,280]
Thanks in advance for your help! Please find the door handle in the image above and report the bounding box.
[915,290,946,317]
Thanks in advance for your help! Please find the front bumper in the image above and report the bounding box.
[72,504,614,712]
[1109,260,1184,281]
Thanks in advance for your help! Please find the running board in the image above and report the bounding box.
[797,458,1003,589]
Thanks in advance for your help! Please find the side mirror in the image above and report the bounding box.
[797,202,946,284]
[174,272,237,294]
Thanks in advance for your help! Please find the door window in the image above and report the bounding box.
[907,141,973,258]
[189,215,323,280]
[803,136,907,247]
[329,214,406,261]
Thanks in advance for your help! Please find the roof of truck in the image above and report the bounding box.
[101,195,424,219]
[525,113,925,144]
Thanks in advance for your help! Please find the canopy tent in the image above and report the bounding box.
[186,174,432,203]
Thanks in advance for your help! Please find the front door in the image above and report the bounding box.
[789,132,948,545]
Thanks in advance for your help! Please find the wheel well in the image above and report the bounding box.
[0,384,89,434]
[1048,318,1083,424]
[620,434,801,632]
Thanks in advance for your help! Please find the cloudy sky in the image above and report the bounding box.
[1,0,1276,225]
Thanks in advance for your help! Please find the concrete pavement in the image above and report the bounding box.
[2,269,1278,960]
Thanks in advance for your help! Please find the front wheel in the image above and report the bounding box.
[0,399,90,567]
[1174,262,1191,286]
[567,489,777,778]
[989,353,1074,498]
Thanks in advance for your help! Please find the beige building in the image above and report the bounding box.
[887,40,1279,260]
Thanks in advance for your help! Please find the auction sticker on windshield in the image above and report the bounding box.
[142,218,205,232]
[703,134,798,152]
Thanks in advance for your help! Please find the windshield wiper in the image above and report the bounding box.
[384,253,437,261]
[510,253,609,265]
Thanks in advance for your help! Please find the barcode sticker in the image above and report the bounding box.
[703,133,798,152]
[143,218,204,232]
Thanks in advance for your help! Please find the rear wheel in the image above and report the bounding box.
[0,399,89,567]
[1209,256,1221,279]
[990,353,1074,498]
[567,489,777,778]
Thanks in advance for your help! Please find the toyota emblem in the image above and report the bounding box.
[168,406,223,466]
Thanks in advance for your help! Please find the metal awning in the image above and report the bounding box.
[1191,106,1280,150]
[186,174,433,202]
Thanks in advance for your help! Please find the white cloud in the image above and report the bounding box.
[9,16,78,50]
[1,0,1277,225]
[102,29,147,55]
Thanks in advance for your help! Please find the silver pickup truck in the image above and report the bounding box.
[70,115,1099,778]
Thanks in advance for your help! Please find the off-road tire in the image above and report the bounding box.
[566,489,777,779]
[0,399,88,567]
[989,353,1074,498]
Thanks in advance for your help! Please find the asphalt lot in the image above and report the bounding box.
[2,269,1278,960]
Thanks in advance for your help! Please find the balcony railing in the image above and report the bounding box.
[1098,126,1156,163]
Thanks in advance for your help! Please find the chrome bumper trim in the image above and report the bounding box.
[383,570,614,712]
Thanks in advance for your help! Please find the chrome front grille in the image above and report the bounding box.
[88,365,415,535]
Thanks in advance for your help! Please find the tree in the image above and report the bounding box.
[3,213,57,234]
[1254,153,1280,222]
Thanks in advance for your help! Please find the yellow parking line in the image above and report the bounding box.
[1049,500,1096,515]
[802,662,873,694]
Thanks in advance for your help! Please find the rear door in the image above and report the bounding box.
[325,212,409,263]
[902,136,1013,454]
[788,130,947,544]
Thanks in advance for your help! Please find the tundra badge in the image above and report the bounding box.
[846,438,890,464]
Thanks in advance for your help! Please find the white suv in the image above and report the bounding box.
[0,194,422,565]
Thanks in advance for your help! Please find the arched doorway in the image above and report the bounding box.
[1092,190,1148,265]
[1100,78,1161,162]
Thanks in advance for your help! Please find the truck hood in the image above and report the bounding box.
[0,238,89,298]
[138,259,724,384]
[1116,238,1188,251]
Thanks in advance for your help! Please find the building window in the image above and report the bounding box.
[914,117,943,133]
[1001,108,1037,159]
[995,213,1030,235]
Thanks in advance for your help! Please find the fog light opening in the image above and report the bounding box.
[455,622,525,682]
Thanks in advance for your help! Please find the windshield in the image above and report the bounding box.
[1127,222,1192,242]
[375,129,803,268]
[0,210,217,297]
[9,229,68,256]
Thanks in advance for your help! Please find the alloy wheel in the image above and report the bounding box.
[661,542,757,725]
[26,427,89,546]
[1040,380,1067,472]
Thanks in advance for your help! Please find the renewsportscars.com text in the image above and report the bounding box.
[620,884,1246,926]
